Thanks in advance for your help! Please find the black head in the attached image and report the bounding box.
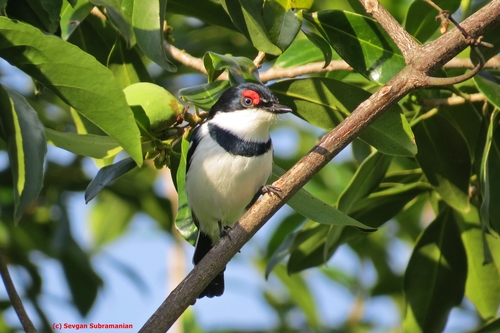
[209,83,291,117]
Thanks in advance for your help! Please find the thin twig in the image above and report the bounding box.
[0,248,37,333]
[140,1,500,331]
[419,92,486,106]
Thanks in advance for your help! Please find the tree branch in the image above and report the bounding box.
[0,248,37,333]
[360,0,419,60]
[141,1,500,331]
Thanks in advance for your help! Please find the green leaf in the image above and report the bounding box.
[67,9,117,65]
[91,0,133,45]
[413,113,471,212]
[132,0,176,71]
[477,107,500,234]
[123,82,184,133]
[405,0,461,43]
[272,264,319,329]
[272,164,374,229]
[348,181,432,227]
[456,206,500,320]
[108,38,152,90]
[26,0,63,33]
[85,157,137,203]
[60,0,93,40]
[167,0,235,30]
[263,0,302,51]
[274,37,326,68]
[0,86,46,223]
[403,207,467,333]
[203,52,260,84]
[301,29,332,67]
[175,136,198,245]
[220,0,282,55]
[45,128,122,159]
[475,318,500,333]
[305,10,406,84]
[337,151,392,214]
[270,78,417,156]
[0,17,143,165]
[179,80,231,111]
[475,75,500,110]
[89,190,136,247]
[59,237,102,315]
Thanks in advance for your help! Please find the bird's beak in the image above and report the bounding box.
[265,103,292,114]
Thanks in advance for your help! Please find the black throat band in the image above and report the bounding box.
[208,123,272,157]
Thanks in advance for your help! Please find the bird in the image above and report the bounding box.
[185,82,291,298]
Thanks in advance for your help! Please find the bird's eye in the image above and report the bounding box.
[241,96,253,107]
[241,89,260,108]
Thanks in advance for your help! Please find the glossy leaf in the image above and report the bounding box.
[179,80,231,111]
[0,86,46,223]
[263,0,302,51]
[85,157,137,203]
[301,29,332,67]
[477,108,500,234]
[26,0,62,34]
[405,0,461,43]
[337,151,392,214]
[203,52,260,84]
[220,0,282,55]
[168,0,235,30]
[403,207,467,333]
[175,136,198,245]
[475,74,500,109]
[305,10,406,84]
[274,37,326,68]
[0,17,143,165]
[60,0,93,40]
[456,206,500,320]
[108,38,152,90]
[414,113,471,212]
[270,78,417,156]
[272,164,373,229]
[91,0,132,45]
[132,0,176,71]
[45,129,122,159]
[67,10,117,65]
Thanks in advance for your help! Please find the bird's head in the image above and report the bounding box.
[209,83,291,117]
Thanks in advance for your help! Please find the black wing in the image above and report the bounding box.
[186,126,202,173]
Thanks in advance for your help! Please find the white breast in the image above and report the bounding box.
[185,123,273,241]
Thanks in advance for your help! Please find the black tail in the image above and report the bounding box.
[193,231,226,298]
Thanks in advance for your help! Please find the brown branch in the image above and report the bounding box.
[0,248,37,333]
[260,60,352,82]
[140,1,500,331]
[164,43,207,75]
[360,0,419,61]
[419,92,486,106]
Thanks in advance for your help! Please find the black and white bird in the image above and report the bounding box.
[185,82,291,298]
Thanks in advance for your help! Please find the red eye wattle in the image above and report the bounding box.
[241,90,260,106]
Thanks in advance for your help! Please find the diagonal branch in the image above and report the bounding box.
[359,0,419,61]
[0,248,37,333]
[141,1,500,331]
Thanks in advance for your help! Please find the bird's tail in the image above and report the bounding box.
[193,231,226,298]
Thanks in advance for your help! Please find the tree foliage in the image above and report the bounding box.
[0,0,500,332]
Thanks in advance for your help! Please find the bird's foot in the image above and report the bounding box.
[261,185,282,199]
[218,221,232,240]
